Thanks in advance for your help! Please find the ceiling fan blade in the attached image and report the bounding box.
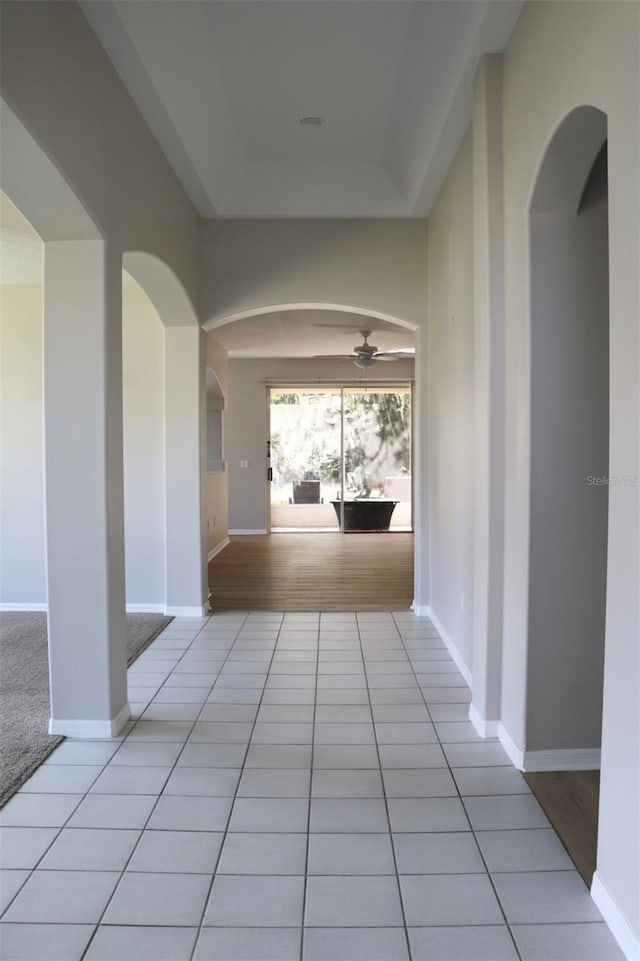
[312,353,358,360]
[372,354,400,362]
[375,348,415,357]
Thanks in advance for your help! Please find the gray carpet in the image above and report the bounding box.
[0,611,172,808]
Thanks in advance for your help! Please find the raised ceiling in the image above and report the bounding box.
[81,0,523,219]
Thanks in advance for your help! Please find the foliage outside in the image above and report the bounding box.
[270,390,411,503]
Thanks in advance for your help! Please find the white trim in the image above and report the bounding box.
[425,606,472,687]
[208,537,230,562]
[469,703,500,738]
[0,602,47,612]
[522,748,601,772]
[498,722,525,769]
[229,529,267,536]
[496,724,602,773]
[591,871,640,961]
[411,602,430,617]
[125,603,165,614]
[49,702,131,739]
[164,605,208,617]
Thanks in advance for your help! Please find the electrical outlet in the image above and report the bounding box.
[240,460,249,469]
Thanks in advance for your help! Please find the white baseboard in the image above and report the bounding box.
[0,602,47,612]
[425,606,472,687]
[591,871,640,960]
[228,529,267,535]
[49,702,131,739]
[523,748,601,772]
[498,723,525,769]
[411,601,431,617]
[126,603,165,614]
[468,703,500,738]
[164,605,208,617]
[208,537,230,562]
[496,725,601,773]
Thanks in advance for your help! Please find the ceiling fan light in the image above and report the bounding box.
[354,355,376,369]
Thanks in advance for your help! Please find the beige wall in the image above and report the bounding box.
[0,283,46,606]
[426,130,475,672]
[122,275,166,607]
[200,219,428,329]
[205,333,229,556]
[226,356,414,533]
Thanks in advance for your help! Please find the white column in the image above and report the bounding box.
[164,326,207,616]
[469,55,505,737]
[44,240,129,737]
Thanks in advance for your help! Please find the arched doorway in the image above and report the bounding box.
[526,106,609,882]
[122,251,208,617]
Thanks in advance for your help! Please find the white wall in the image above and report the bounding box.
[227,356,415,534]
[200,219,428,329]
[122,275,166,607]
[0,283,46,607]
[426,130,475,672]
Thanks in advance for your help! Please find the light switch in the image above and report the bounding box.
[240,459,249,469]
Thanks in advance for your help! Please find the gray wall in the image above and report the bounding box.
[426,130,475,671]
[200,219,428,329]
[527,150,609,751]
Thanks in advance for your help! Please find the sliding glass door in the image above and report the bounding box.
[269,389,342,531]
[269,385,412,533]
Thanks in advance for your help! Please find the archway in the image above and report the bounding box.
[122,251,208,616]
[1,101,129,736]
[526,106,609,882]
[205,304,422,609]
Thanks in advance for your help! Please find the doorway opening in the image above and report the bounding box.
[268,385,413,533]
[526,108,609,887]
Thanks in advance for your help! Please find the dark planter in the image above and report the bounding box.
[331,499,398,532]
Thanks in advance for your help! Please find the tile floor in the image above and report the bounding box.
[0,611,625,961]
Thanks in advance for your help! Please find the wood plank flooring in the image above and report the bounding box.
[209,532,414,611]
[525,770,600,886]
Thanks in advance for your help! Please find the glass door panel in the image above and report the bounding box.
[342,388,412,532]
[269,389,342,531]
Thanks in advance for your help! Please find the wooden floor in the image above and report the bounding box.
[525,770,600,886]
[209,532,414,612]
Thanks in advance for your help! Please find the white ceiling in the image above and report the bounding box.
[81,0,523,218]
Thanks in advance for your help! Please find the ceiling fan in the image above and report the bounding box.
[317,330,415,369]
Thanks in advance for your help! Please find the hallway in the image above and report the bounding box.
[0,611,624,961]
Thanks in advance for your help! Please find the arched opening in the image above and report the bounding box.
[526,106,609,884]
[122,251,208,617]
[205,304,420,611]
[1,101,130,738]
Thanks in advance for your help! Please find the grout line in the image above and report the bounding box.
[78,612,250,961]
[187,611,284,961]
[357,611,414,961]
[392,611,525,961]
[299,614,320,961]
